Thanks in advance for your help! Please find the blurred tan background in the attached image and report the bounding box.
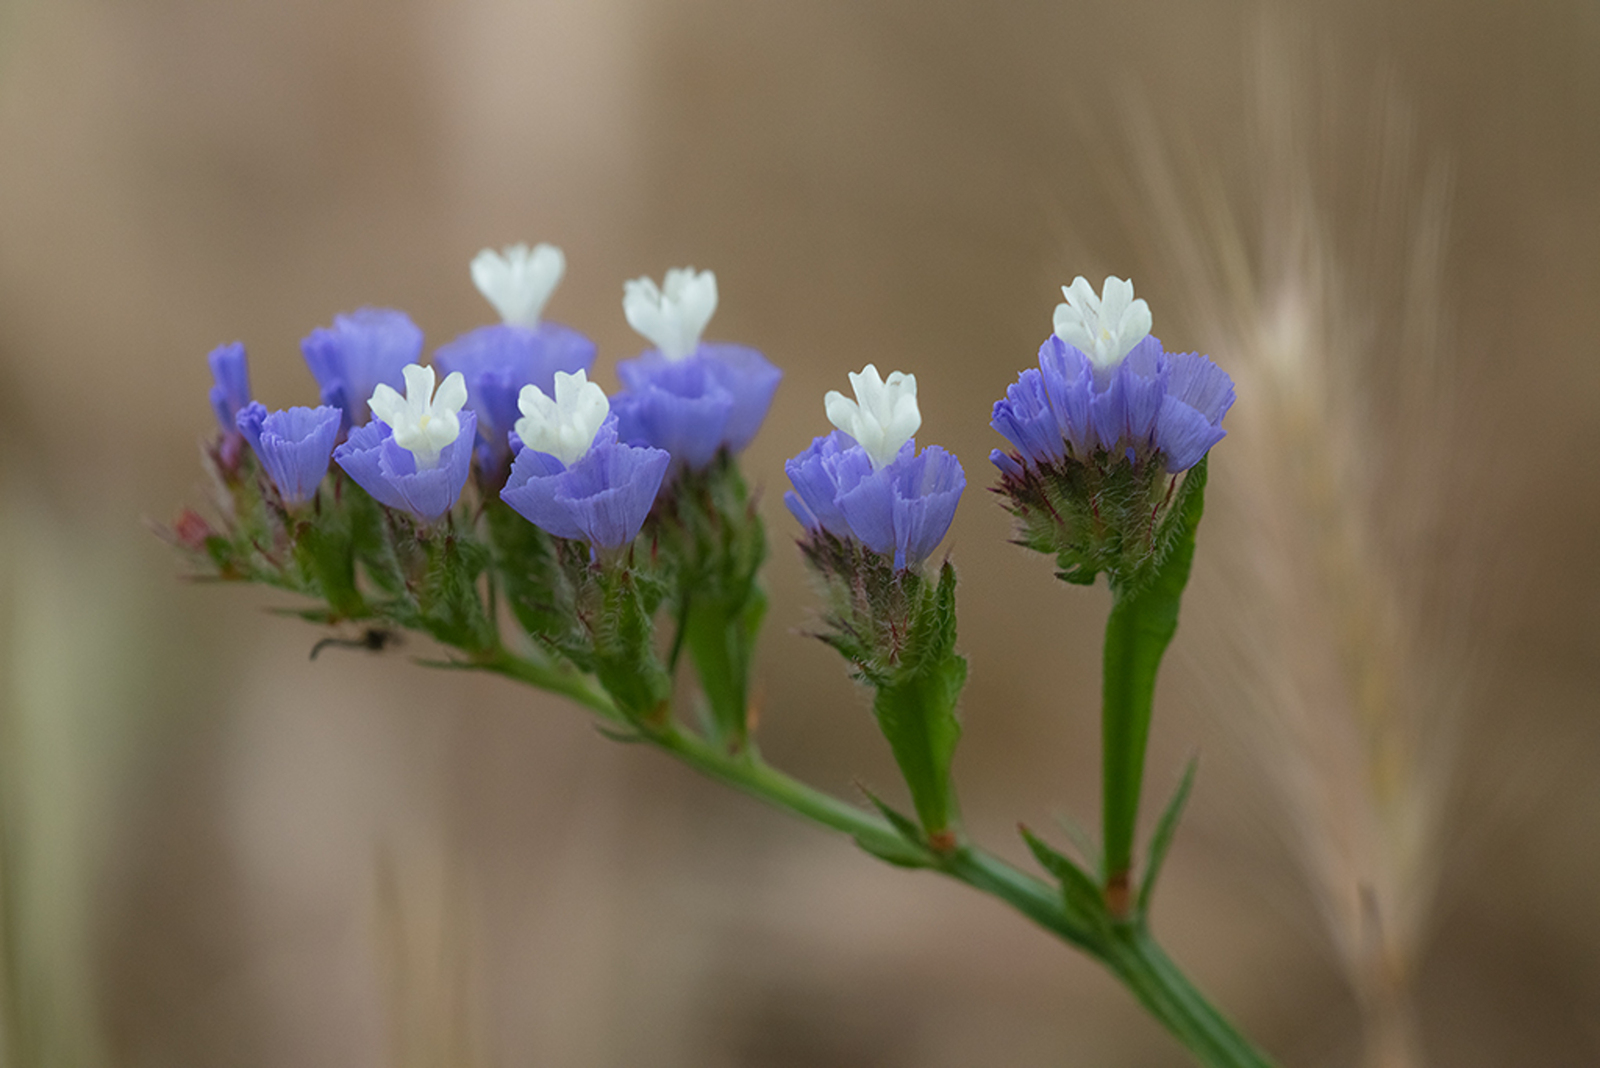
[1,0,1597,1065]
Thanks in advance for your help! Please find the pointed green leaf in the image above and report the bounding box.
[849,790,935,867]
[872,652,965,837]
[1019,826,1110,935]
[853,832,936,869]
[1138,755,1198,917]
[411,530,495,652]
[867,561,966,838]
[590,566,672,727]
[1051,811,1105,882]
[858,785,928,847]
[664,457,770,750]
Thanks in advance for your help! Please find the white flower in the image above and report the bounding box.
[622,267,717,361]
[471,243,566,328]
[514,369,610,466]
[1053,275,1153,372]
[368,364,468,471]
[825,364,920,470]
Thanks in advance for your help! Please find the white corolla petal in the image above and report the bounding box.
[622,278,666,346]
[367,382,408,428]
[417,410,461,455]
[555,370,610,435]
[401,364,436,414]
[826,363,920,469]
[370,363,470,471]
[663,267,718,327]
[433,370,468,414]
[518,382,556,422]
[823,389,854,419]
[1065,276,1101,315]
[514,368,610,466]
[824,389,861,436]
[1118,298,1153,353]
[1099,276,1132,325]
[846,364,885,405]
[623,267,718,361]
[1053,275,1154,372]
[472,243,566,327]
[883,374,921,438]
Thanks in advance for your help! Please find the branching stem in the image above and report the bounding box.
[450,660,1280,1068]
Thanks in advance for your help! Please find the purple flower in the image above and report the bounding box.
[334,410,477,522]
[208,342,252,439]
[989,278,1235,586]
[786,433,964,570]
[613,347,782,469]
[784,430,875,539]
[841,445,966,570]
[301,308,423,431]
[235,402,341,506]
[1155,351,1236,472]
[614,268,782,468]
[993,275,1232,476]
[788,364,964,570]
[991,334,1231,474]
[500,420,670,550]
[433,322,596,474]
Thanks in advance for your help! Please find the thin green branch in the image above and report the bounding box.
[464,647,622,722]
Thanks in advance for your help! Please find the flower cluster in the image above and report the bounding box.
[989,276,1233,585]
[186,259,1231,660]
[167,246,1276,1068]
[177,257,1235,876]
[193,258,1230,586]
[192,248,788,561]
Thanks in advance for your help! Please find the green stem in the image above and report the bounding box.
[650,726,1278,1068]
[654,726,908,857]
[1101,459,1207,892]
[1101,580,1173,891]
[475,648,621,722]
[1101,925,1279,1068]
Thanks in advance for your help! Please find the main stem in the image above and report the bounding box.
[654,725,1278,1068]
[1100,459,1208,904]
[1101,581,1169,903]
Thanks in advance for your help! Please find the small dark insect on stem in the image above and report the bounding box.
[310,628,400,660]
